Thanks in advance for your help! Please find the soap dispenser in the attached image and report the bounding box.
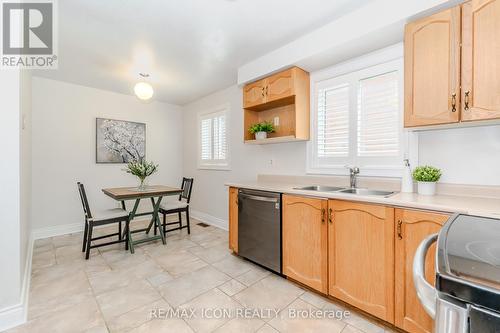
[401,159,414,193]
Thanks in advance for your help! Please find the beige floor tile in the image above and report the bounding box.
[88,269,138,295]
[179,288,241,333]
[52,232,83,248]
[158,266,230,306]
[212,255,255,278]
[188,244,231,263]
[106,299,170,333]
[96,279,162,320]
[153,250,208,277]
[128,318,194,333]
[268,298,346,333]
[342,324,365,333]
[342,313,386,333]
[31,249,56,270]
[100,247,145,265]
[16,298,104,333]
[84,324,110,333]
[84,255,112,274]
[256,324,280,333]
[299,291,330,309]
[33,238,54,253]
[218,279,247,297]
[147,271,174,287]
[236,266,271,286]
[29,289,94,320]
[55,244,88,263]
[214,318,265,333]
[108,252,151,271]
[31,260,85,286]
[234,275,304,311]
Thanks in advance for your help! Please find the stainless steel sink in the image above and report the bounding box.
[338,188,395,197]
[293,185,345,192]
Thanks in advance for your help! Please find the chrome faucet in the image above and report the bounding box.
[346,166,360,188]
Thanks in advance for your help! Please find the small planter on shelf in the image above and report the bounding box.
[249,121,275,141]
[412,166,442,196]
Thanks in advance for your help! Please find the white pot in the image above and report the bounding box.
[255,131,268,140]
[417,181,437,196]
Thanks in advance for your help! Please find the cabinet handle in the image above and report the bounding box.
[397,219,403,240]
[261,87,265,97]
[464,91,470,111]
[265,86,268,96]
[328,208,333,224]
[451,93,457,112]
[321,208,325,223]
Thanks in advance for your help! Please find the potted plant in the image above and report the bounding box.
[412,165,442,196]
[124,160,158,190]
[249,121,275,140]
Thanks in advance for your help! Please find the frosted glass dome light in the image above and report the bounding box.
[134,73,154,101]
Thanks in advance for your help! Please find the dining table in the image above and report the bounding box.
[102,185,183,253]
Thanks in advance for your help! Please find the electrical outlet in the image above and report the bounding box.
[273,117,279,126]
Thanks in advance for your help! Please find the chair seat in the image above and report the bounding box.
[89,208,128,222]
[159,201,188,212]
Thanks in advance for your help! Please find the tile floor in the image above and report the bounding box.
[8,218,397,333]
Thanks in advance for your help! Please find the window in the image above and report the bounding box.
[198,105,229,170]
[309,58,405,176]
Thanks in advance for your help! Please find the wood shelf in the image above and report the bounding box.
[244,135,308,145]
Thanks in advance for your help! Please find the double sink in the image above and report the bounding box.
[293,185,395,197]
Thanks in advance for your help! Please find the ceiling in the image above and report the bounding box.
[34,0,373,105]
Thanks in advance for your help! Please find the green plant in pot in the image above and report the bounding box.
[124,160,158,191]
[412,165,442,196]
[249,121,275,140]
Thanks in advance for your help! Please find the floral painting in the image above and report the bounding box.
[96,118,146,163]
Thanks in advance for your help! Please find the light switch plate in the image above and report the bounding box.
[273,117,279,126]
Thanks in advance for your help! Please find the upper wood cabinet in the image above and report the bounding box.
[404,7,461,127]
[228,187,238,253]
[404,0,500,127]
[243,67,310,144]
[461,0,500,121]
[328,200,395,323]
[282,195,328,293]
[394,209,449,333]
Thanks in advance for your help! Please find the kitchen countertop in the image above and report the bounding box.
[225,180,500,218]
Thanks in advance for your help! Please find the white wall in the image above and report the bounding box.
[182,85,307,224]
[182,84,500,226]
[0,69,32,329]
[418,125,500,186]
[31,78,183,230]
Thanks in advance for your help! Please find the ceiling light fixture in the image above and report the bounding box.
[134,73,154,101]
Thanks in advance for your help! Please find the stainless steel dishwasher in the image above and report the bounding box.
[238,189,282,274]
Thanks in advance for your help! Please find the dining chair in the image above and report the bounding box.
[156,177,194,235]
[77,182,130,259]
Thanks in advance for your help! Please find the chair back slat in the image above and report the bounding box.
[77,182,92,219]
[179,177,194,203]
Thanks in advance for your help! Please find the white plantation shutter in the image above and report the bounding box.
[198,106,229,169]
[310,58,403,174]
[357,71,399,157]
[317,84,350,157]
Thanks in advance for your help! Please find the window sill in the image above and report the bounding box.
[307,166,403,178]
[197,164,231,171]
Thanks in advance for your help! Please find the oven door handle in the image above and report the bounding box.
[239,193,279,203]
[413,233,438,319]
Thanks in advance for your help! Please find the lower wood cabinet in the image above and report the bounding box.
[328,200,395,323]
[394,209,449,333]
[282,195,328,293]
[228,187,238,253]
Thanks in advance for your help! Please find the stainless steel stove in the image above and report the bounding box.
[413,213,500,333]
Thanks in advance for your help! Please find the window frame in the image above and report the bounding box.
[197,104,231,171]
[307,44,417,177]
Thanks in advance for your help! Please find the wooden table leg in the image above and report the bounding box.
[127,199,141,254]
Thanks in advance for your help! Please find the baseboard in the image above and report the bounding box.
[190,209,228,231]
[31,222,83,240]
[0,234,33,332]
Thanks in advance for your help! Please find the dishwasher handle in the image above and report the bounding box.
[239,193,279,203]
[413,233,438,319]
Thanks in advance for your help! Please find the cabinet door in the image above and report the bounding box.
[328,200,395,322]
[243,80,267,108]
[266,68,294,103]
[461,0,500,121]
[228,187,238,253]
[394,209,449,333]
[283,195,328,293]
[404,7,461,127]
